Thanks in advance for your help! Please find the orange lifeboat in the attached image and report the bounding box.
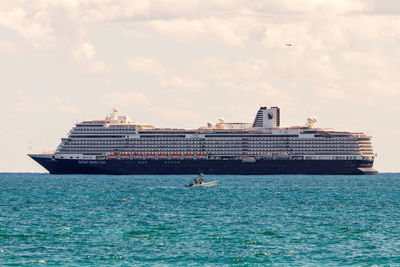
[171,154,180,157]
[108,153,117,157]
[184,154,193,157]
[145,154,155,158]
[197,154,206,157]
[120,153,130,157]
[133,154,142,158]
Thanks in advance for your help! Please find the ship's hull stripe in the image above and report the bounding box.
[30,156,377,175]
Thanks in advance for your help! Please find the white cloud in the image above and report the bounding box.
[14,91,38,112]
[70,42,107,73]
[57,103,80,114]
[149,106,204,124]
[265,0,371,14]
[144,18,248,46]
[0,39,20,54]
[127,57,204,91]
[218,81,299,107]
[103,91,152,107]
[0,2,55,47]
[101,90,205,126]
[166,75,204,92]
[315,84,349,100]
[72,41,96,61]
[89,60,107,73]
[14,91,80,114]
[0,0,373,51]
[193,57,270,82]
[127,56,166,77]
[0,0,391,70]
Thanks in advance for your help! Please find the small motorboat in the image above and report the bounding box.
[185,173,218,187]
[185,181,219,187]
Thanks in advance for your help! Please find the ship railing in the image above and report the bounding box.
[40,151,55,155]
[104,152,209,160]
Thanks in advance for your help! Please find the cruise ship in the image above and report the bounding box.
[29,106,378,175]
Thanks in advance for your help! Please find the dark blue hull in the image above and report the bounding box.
[29,155,378,175]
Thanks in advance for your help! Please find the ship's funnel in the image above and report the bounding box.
[252,106,280,129]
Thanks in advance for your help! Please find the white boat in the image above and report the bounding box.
[185,181,219,187]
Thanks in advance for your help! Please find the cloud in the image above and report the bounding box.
[167,75,204,91]
[101,90,204,126]
[71,41,96,61]
[103,91,152,107]
[315,83,349,100]
[14,91,80,114]
[371,0,400,14]
[0,0,373,51]
[142,18,248,46]
[149,106,205,124]
[57,103,80,114]
[127,57,204,91]
[193,57,270,82]
[0,1,100,71]
[0,39,20,54]
[14,91,38,112]
[0,3,55,47]
[89,60,107,73]
[70,42,107,73]
[127,56,166,77]
[217,81,299,107]
[262,0,371,14]
[86,0,371,21]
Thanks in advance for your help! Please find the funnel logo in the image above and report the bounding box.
[268,112,274,119]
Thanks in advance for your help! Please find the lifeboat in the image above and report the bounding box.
[158,154,168,157]
[197,154,206,157]
[171,154,180,157]
[133,154,142,158]
[242,156,256,163]
[108,153,117,157]
[261,152,273,159]
[145,154,155,158]
[275,152,289,159]
[184,154,193,157]
[120,154,130,157]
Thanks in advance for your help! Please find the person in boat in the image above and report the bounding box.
[196,173,205,184]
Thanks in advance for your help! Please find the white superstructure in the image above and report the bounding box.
[49,107,375,162]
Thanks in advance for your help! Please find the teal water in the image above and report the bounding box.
[0,173,399,266]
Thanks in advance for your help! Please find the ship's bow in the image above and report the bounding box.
[28,154,55,173]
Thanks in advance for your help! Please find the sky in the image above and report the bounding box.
[0,0,399,172]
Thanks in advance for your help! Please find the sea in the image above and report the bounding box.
[0,173,399,266]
